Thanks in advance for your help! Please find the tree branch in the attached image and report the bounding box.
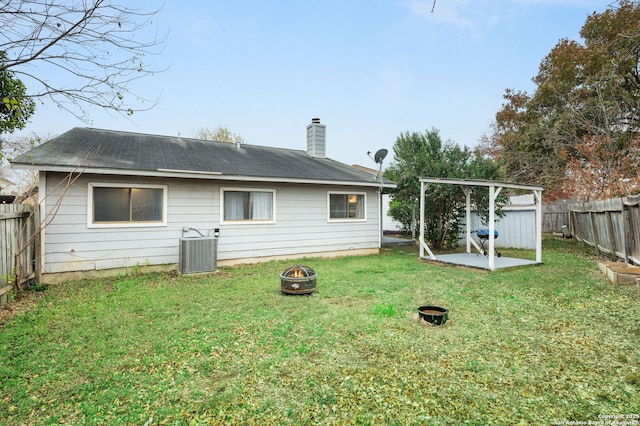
[0,0,167,120]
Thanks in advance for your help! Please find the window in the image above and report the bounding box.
[328,192,365,221]
[222,189,275,223]
[89,183,166,227]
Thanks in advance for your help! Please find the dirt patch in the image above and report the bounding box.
[0,290,46,326]
[607,263,640,275]
[599,261,640,286]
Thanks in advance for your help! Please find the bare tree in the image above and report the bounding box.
[194,126,245,144]
[0,0,167,120]
[1,132,48,194]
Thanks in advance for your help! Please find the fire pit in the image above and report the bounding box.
[418,305,449,325]
[280,265,316,295]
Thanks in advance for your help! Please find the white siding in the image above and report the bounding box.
[41,173,381,275]
[464,208,537,249]
[382,194,403,232]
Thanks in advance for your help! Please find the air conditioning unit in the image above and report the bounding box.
[179,236,217,274]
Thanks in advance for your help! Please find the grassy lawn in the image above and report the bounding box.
[1,236,639,425]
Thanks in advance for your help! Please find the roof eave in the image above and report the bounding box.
[13,164,397,189]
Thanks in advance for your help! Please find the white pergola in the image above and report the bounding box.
[419,177,544,270]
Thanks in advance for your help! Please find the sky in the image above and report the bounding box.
[12,0,613,168]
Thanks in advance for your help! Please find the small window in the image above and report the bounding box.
[328,192,365,220]
[89,183,166,227]
[222,189,275,223]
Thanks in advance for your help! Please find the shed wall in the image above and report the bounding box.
[464,208,537,249]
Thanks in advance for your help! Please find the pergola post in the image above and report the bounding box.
[419,180,436,260]
[488,185,495,270]
[488,185,503,271]
[462,186,472,253]
[534,190,542,263]
[419,181,425,258]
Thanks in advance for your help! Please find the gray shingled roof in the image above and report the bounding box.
[12,128,395,187]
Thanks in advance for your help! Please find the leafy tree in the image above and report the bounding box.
[564,132,640,200]
[484,1,640,201]
[0,52,35,136]
[194,126,245,144]
[384,128,503,250]
[0,0,166,121]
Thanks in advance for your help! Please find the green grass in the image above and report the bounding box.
[1,237,639,425]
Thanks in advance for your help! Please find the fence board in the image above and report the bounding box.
[542,202,571,232]
[569,195,640,265]
[0,204,39,306]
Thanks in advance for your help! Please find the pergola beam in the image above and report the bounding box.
[419,177,543,193]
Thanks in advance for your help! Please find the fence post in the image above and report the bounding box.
[620,198,629,263]
[605,211,617,261]
[589,210,600,256]
[0,204,39,306]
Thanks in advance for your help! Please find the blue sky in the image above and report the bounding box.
[15,0,610,167]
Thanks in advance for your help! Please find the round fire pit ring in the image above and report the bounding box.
[280,265,317,295]
[418,305,449,326]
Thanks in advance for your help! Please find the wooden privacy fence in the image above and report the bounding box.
[1,204,39,306]
[542,201,571,233]
[568,195,640,265]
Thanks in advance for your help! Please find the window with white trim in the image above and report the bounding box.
[328,192,366,220]
[222,189,275,222]
[88,183,167,227]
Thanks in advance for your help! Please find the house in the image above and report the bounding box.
[11,119,396,282]
[0,176,12,194]
[0,177,16,204]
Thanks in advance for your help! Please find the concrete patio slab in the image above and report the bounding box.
[421,253,540,270]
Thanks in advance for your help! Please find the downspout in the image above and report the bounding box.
[38,171,46,280]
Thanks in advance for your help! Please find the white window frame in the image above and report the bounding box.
[87,182,168,228]
[327,191,367,222]
[220,187,276,224]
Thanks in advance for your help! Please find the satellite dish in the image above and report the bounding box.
[367,148,388,186]
[373,148,388,164]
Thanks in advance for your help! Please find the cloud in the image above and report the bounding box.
[402,0,503,31]
[511,0,603,5]
[404,0,475,28]
[402,0,604,31]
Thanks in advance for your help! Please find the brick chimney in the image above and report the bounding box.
[306,117,326,159]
